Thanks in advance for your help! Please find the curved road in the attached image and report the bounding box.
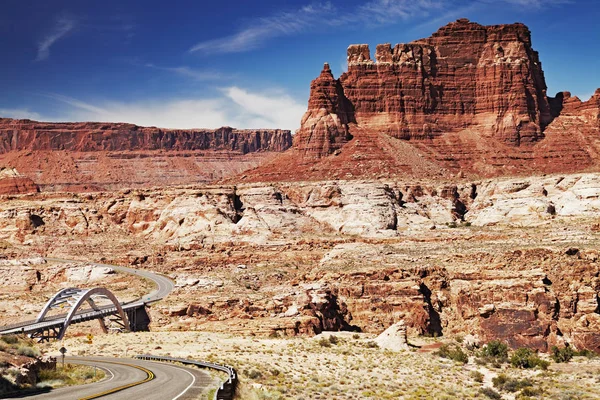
[44,258,175,303]
[0,260,220,399]
[6,357,215,400]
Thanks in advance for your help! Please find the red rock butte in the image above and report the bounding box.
[242,19,600,182]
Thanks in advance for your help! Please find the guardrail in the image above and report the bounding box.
[134,354,237,400]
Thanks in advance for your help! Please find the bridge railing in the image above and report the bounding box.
[134,354,237,400]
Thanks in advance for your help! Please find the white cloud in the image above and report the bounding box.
[144,64,228,81]
[0,108,43,120]
[30,88,305,132]
[36,16,76,61]
[224,87,306,130]
[189,3,335,54]
[188,0,571,54]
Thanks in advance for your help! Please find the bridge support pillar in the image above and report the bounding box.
[127,306,151,332]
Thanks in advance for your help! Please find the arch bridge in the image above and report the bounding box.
[0,287,151,342]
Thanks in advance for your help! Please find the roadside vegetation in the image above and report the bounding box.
[0,334,104,395]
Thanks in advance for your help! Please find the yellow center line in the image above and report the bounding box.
[77,360,155,400]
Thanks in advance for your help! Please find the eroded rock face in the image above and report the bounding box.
[0,120,291,153]
[0,168,39,195]
[0,119,292,190]
[247,19,600,182]
[298,19,554,159]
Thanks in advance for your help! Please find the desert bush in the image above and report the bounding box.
[551,346,574,363]
[482,340,509,360]
[1,335,19,345]
[479,387,502,399]
[574,349,597,358]
[470,370,484,383]
[435,343,468,364]
[328,335,339,345]
[317,337,331,348]
[16,345,40,357]
[510,348,549,370]
[244,369,263,380]
[493,373,534,392]
[517,386,544,398]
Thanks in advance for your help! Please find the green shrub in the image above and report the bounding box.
[244,369,263,380]
[575,349,597,358]
[1,335,19,345]
[317,337,331,347]
[510,348,549,370]
[328,335,339,345]
[518,386,544,398]
[16,345,40,357]
[482,340,509,359]
[470,370,484,383]
[493,373,534,392]
[479,387,502,399]
[435,343,468,364]
[551,346,574,363]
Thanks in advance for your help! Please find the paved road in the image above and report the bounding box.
[44,258,175,303]
[0,258,175,335]
[3,357,214,400]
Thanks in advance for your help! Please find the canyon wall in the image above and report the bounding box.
[2,173,600,351]
[0,119,291,153]
[0,119,292,191]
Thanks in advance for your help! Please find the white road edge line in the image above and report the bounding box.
[170,365,196,400]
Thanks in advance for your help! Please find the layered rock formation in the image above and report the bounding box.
[0,119,291,153]
[0,119,292,190]
[0,168,39,195]
[244,19,600,182]
[1,173,600,351]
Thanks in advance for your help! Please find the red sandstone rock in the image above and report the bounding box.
[0,168,39,195]
[242,19,600,183]
[293,63,354,159]
[0,119,292,190]
[0,119,292,154]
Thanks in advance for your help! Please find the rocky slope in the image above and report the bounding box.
[244,19,600,182]
[0,168,39,195]
[1,173,600,352]
[0,119,292,190]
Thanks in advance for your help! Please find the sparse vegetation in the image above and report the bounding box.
[550,345,574,363]
[510,348,549,370]
[480,387,502,399]
[470,370,484,383]
[37,363,105,387]
[435,343,468,364]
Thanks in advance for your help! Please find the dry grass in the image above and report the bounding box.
[43,332,600,399]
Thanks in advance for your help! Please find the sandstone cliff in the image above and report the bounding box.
[243,19,600,182]
[0,119,292,190]
[0,119,291,153]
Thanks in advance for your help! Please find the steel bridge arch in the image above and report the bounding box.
[36,287,130,341]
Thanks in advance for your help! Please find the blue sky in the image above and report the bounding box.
[1,0,598,131]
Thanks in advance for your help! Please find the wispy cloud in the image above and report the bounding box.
[31,89,305,131]
[144,64,228,81]
[189,3,335,54]
[36,15,76,61]
[499,0,571,6]
[189,0,571,54]
[224,87,306,130]
[39,92,108,114]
